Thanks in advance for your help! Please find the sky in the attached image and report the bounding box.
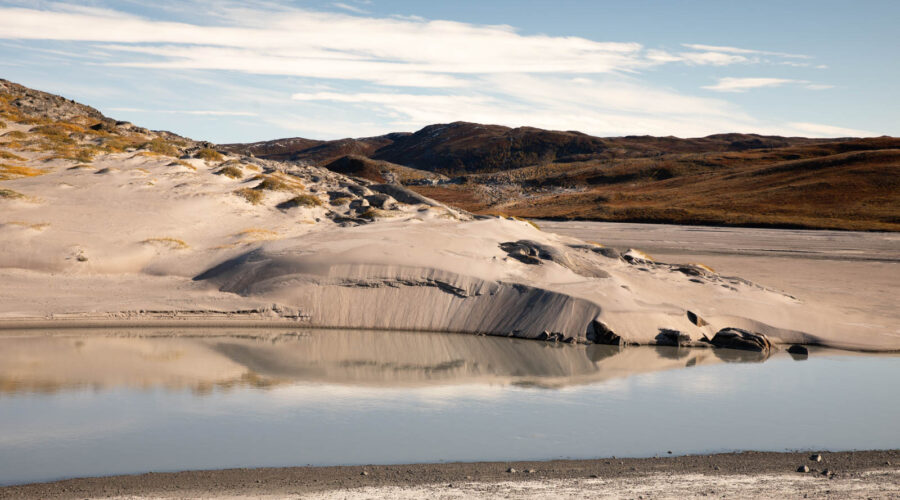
[0,0,897,143]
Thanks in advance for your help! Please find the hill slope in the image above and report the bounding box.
[227,123,900,231]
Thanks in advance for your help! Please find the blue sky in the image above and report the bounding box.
[0,0,896,143]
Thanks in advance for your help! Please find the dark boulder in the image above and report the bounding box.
[709,327,772,352]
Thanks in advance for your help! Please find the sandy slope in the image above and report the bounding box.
[1,81,898,351]
[1,140,898,351]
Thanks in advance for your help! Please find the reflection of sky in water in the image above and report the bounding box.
[1,352,898,486]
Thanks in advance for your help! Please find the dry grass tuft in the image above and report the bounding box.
[5,221,50,230]
[168,159,197,170]
[235,187,264,205]
[142,237,190,250]
[235,228,281,242]
[0,188,26,199]
[141,137,179,156]
[2,130,27,139]
[0,163,44,180]
[196,148,224,162]
[254,175,291,191]
[279,194,323,208]
[216,165,244,179]
[30,123,85,139]
[101,135,146,153]
[0,120,5,129]
[511,216,541,230]
[0,151,26,161]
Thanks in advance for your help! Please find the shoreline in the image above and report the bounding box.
[2,450,897,499]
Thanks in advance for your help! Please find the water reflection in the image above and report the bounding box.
[0,329,855,395]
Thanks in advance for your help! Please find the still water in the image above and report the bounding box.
[0,328,898,485]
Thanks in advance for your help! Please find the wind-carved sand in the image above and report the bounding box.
[1,79,898,352]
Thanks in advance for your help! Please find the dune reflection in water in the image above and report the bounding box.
[0,328,781,394]
[1,329,898,487]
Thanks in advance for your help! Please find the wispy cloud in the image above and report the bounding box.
[0,2,858,139]
[703,77,831,92]
[682,43,810,59]
[332,2,369,14]
[787,122,876,137]
[108,107,258,116]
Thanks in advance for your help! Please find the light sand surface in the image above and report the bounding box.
[2,145,899,351]
[539,221,900,346]
[2,94,898,351]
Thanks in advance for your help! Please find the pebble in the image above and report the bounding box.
[360,471,369,476]
[589,474,599,478]
[811,454,823,462]
[798,465,810,473]
[507,468,517,474]
[526,469,536,474]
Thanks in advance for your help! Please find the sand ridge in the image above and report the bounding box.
[1,79,898,352]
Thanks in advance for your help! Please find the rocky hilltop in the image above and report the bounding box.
[228,121,900,231]
[1,79,897,353]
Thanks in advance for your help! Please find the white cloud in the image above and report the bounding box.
[678,51,749,66]
[786,122,877,137]
[703,77,807,92]
[332,2,369,14]
[0,3,856,139]
[682,43,810,59]
[107,107,258,116]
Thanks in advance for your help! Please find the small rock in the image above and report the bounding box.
[667,450,673,454]
[714,466,720,471]
[821,468,831,476]
[788,345,809,356]
[507,468,517,474]
[589,474,599,478]
[360,471,369,476]
[526,469,536,474]
[811,454,823,462]
[798,465,810,473]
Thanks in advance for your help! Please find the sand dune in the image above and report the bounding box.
[1,79,898,352]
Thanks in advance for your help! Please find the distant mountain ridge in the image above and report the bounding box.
[225,121,839,174]
[226,122,900,231]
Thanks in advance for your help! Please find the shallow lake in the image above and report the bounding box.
[1,328,898,485]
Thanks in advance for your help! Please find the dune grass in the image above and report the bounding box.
[279,194,323,208]
[235,187,264,205]
[196,148,224,162]
[0,163,44,180]
[216,165,244,179]
[168,159,197,170]
[141,237,189,250]
[252,173,305,192]
[235,228,281,242]
[2,130,27,140]
[0,151,26,161]
[141,137,179,156]
[0,188,25,199]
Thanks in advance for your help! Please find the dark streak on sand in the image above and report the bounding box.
[2,451,898,498]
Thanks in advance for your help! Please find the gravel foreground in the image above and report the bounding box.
[2,451,898,499]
